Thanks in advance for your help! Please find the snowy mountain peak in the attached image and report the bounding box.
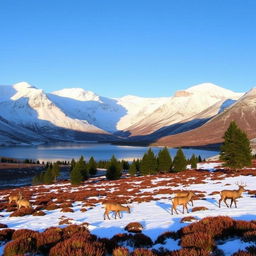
[13,82,35,90]
[185,82,243,99]
[51,88,100,102]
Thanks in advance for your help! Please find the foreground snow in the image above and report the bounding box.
[1,163,256,254]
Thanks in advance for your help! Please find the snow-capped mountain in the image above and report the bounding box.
[0,81,246,145]
[124,83,243,136]
[0,82,110,144]
[49,89,168,132]
[155,88,256,147]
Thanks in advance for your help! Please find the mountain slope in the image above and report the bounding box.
[125,83,243,136]
[0,83,109,143]
[50,89,168,132]
[155,88,256,147]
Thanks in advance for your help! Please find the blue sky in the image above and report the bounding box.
[0,0,255,97]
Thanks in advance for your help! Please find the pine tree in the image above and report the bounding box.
[220,121,252,169]
[106,155,122,180]
[173,148,187,172]
[190,154,197,169]
[128,160,137,176]
[70,156,85,185]
[51,162,60,182]
[70,159,76,172]
[140,148,157,175]
[157,147,172,173]
[78,156,89,180]
[88,156,97,176]
[122,160,130,171]
[43,167,54,184]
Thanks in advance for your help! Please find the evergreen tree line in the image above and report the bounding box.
[32,163,60,185]
[128,147,202,177]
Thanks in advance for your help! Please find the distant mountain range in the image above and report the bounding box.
[0,81,255,150]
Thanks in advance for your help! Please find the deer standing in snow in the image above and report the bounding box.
[9,193,20,204]
[16,193,31,209]
[219,182,246,208]
[171,191,195,215]
[175,191,194,206]
[103,203,130,220]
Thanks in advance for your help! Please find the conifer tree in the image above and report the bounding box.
[106,155,122,180]
[44,167,54,184]
[157,147,172,173]
[140,148,157,175]
[128,160,137,176]
[51,162,60,182]
[70,159,76,172]
[220,121,252,169]
[173,148,187,172]
[122,160,130,171]
[70,156,85,185]
[190,154,197,169]
[87,156,97,176]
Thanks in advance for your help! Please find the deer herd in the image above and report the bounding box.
[8,182,247,219]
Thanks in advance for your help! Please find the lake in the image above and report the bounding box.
[0,143,219,162]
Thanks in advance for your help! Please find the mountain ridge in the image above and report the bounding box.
[0,81,253,148]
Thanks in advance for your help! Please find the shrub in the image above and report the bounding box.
[37,227,63,252]
[131,248,156,256]
[113,247,130,256]
[169,248,210,256]
[62,224,89,239]
[180,232,214,251]
[61,207,74,213]
[180,216,198,223]
[60,202,73,208]
[155,231,179,244]
[245,245,256,255]
[0,229,14,242]
[234,221,256,235]
[180,216,234,239]
[12,229,39,240]
[111,233,133,246]
[125,222,144,233]
[46,203,59,210]
[191,207,209,212]
[133,233,153,248]
[232,251,252,256]
[0,223,8,228]
[33,210,46,216]
[49,237,105,256]
[98,237,118,254]
[10,207,35,217]
[242,231,256,242]
[4,236,37,256]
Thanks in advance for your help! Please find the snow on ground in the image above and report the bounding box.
[218,239,253,256]
[1,162,256,254]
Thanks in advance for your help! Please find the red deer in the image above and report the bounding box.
[219,183,246,208]
[103,203,130,220]
[171,191,195,215]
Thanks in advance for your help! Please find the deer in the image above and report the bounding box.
[9,192,21,204]
[175,191,194,206]
[171,191,195,215]
[219,182,246,208]
[103,203,130,220]
[16,193,31,209]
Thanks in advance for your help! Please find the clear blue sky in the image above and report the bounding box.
[0,0,255,97]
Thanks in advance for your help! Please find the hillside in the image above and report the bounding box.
[155,88,256,148]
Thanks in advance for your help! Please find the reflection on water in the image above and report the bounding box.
[0,143,219,162]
